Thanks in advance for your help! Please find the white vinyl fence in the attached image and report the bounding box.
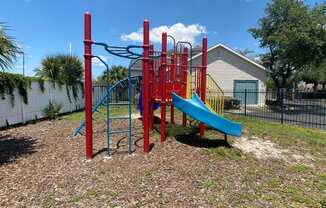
[0,81,84,127]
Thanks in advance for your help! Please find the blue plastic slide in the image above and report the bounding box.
[172,92,242,137]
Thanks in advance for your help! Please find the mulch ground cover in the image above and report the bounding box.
[0,116,325,207]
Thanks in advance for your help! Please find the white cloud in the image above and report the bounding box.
[92,55,109,67]
[121,23,206,45]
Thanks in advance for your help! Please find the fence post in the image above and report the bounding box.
[244,89,247,116]
[280,89,284,124]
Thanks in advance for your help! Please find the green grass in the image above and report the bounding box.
[292,164,311,173]
[202,179,218,189]
[41,195,56,208]
[84,189,97,198]
[205,146,243,160]
[109,191,120,199]
[61,105,131,122]
[69,195,82,203]
[144,170,153,178]
[135,201,145,208]
[235,164,325,207]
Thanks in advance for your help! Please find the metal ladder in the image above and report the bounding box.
[73,75,142,156]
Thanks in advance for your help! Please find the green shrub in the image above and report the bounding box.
[42,101,62,120]
[224,96,240,109]
[265,99,278,106]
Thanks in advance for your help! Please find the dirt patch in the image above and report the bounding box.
[233,136,315,165]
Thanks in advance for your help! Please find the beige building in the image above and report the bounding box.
[190,43,268,105]
[130,43,268,105]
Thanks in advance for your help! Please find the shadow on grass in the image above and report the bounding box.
[0,134,37,166]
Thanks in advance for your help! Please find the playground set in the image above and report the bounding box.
[73,12,242,160]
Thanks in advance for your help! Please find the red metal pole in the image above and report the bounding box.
[142,20,150,153]
[170,53,175,124]
[160,32,167,142]
[182,47,188,126]
[149,44,154,130]
[84,12,93,160]
[199,36,207,137]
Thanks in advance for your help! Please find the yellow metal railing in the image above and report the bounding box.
[186,72,224,115]
[205,74,224,115]
[186,71,192,99]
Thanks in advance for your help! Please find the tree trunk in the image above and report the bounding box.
[313,82,318,92]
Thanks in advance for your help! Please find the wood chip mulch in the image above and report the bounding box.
[0,117,299,207]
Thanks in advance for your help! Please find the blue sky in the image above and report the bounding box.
[1,0,323,78]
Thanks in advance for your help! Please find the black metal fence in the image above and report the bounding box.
[223,90,326,130]
[92,80,141,106]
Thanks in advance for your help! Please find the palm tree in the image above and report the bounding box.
[35,54,83,99]
[0,23,21,70]
[97,65,128,102]
[97,65,128,85]
[35,54,83,83]
[35,56,62,84]
[56,54,83,85]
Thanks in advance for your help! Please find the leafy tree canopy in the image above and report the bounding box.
[249,0,326,89]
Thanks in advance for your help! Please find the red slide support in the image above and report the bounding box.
[182,47,188,126]
[149,44,154,130]
[84,12,93,160]
[199,36,208,137]
[160,32,167,142]
[142,20,150,153]
[170,53,175,124]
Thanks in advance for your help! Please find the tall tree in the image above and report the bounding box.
[249,0,325,91]
[0,23,21,70]
[292,2,326,91]
[295,61,326,90]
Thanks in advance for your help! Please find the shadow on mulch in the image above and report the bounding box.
[0,134,37,166]
[175,132,231,149]
[92,133,155,157]
[137,115,168,125]
[151,116,231,149]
